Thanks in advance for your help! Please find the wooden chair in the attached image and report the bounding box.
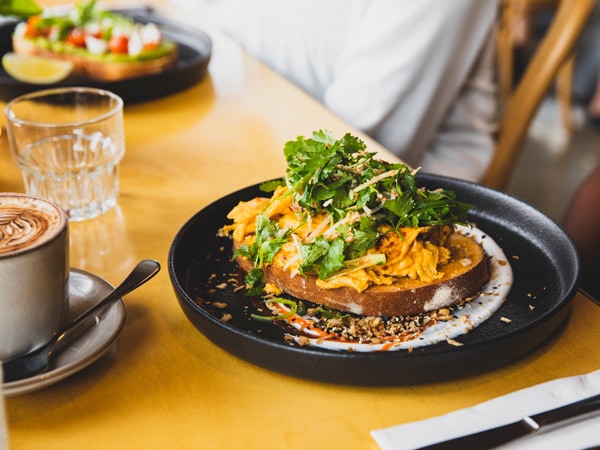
[482,0,596,191]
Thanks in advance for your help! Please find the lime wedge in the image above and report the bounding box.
[2,52,73,84]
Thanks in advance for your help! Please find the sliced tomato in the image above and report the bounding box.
[108,35,129,54]
[65,28,86,47]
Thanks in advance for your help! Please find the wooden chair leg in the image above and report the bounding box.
[556,56,574,135]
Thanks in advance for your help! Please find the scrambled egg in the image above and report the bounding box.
[222,186,452,293]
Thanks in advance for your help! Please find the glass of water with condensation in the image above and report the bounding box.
[5,87,125,221]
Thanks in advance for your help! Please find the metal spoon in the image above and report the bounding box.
[2,259,161,383]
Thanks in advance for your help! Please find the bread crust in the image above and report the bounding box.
[12,35,178,81]
[235,232,490,317]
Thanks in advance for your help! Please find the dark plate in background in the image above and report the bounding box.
[0,7,212,103]
[168,174,581,386]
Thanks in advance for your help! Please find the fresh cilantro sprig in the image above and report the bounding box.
[281,130,472,228]
[234,213,292,294]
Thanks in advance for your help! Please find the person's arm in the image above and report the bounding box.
[323,0,498,181]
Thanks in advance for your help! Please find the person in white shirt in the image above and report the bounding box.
[172,0,498,182]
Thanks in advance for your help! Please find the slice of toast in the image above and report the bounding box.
[12,35,177,81]
[235,232,489,317]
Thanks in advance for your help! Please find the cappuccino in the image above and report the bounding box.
[0,194,69,362]
[0,194,65,255]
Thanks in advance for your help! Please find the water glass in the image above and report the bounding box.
[4,87,125,221]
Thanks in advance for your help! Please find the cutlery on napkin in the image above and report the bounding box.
[371,369,600,450]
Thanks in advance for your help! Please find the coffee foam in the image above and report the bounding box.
[0,194,66,256]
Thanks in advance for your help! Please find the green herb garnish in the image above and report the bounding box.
[280,130,471,227]
[234,213,292,294]
[251,298,298,322]
[250,298,348,324]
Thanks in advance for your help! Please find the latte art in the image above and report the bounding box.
[0,194,65,256]
[0,209,52,254]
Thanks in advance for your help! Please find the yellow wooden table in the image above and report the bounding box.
[2,2,599,449]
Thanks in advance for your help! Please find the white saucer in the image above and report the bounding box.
[2,269,126,397]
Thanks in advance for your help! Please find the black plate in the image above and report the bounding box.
[0,7,212,103]
[168,173,581,386]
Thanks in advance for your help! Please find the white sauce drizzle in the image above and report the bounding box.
[284,225,513,352]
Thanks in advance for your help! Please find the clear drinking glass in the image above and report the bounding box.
[4,87,125,221]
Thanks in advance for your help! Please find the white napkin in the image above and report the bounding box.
[371,369,600,450]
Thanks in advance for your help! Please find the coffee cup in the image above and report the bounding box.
[0,193,69,361]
